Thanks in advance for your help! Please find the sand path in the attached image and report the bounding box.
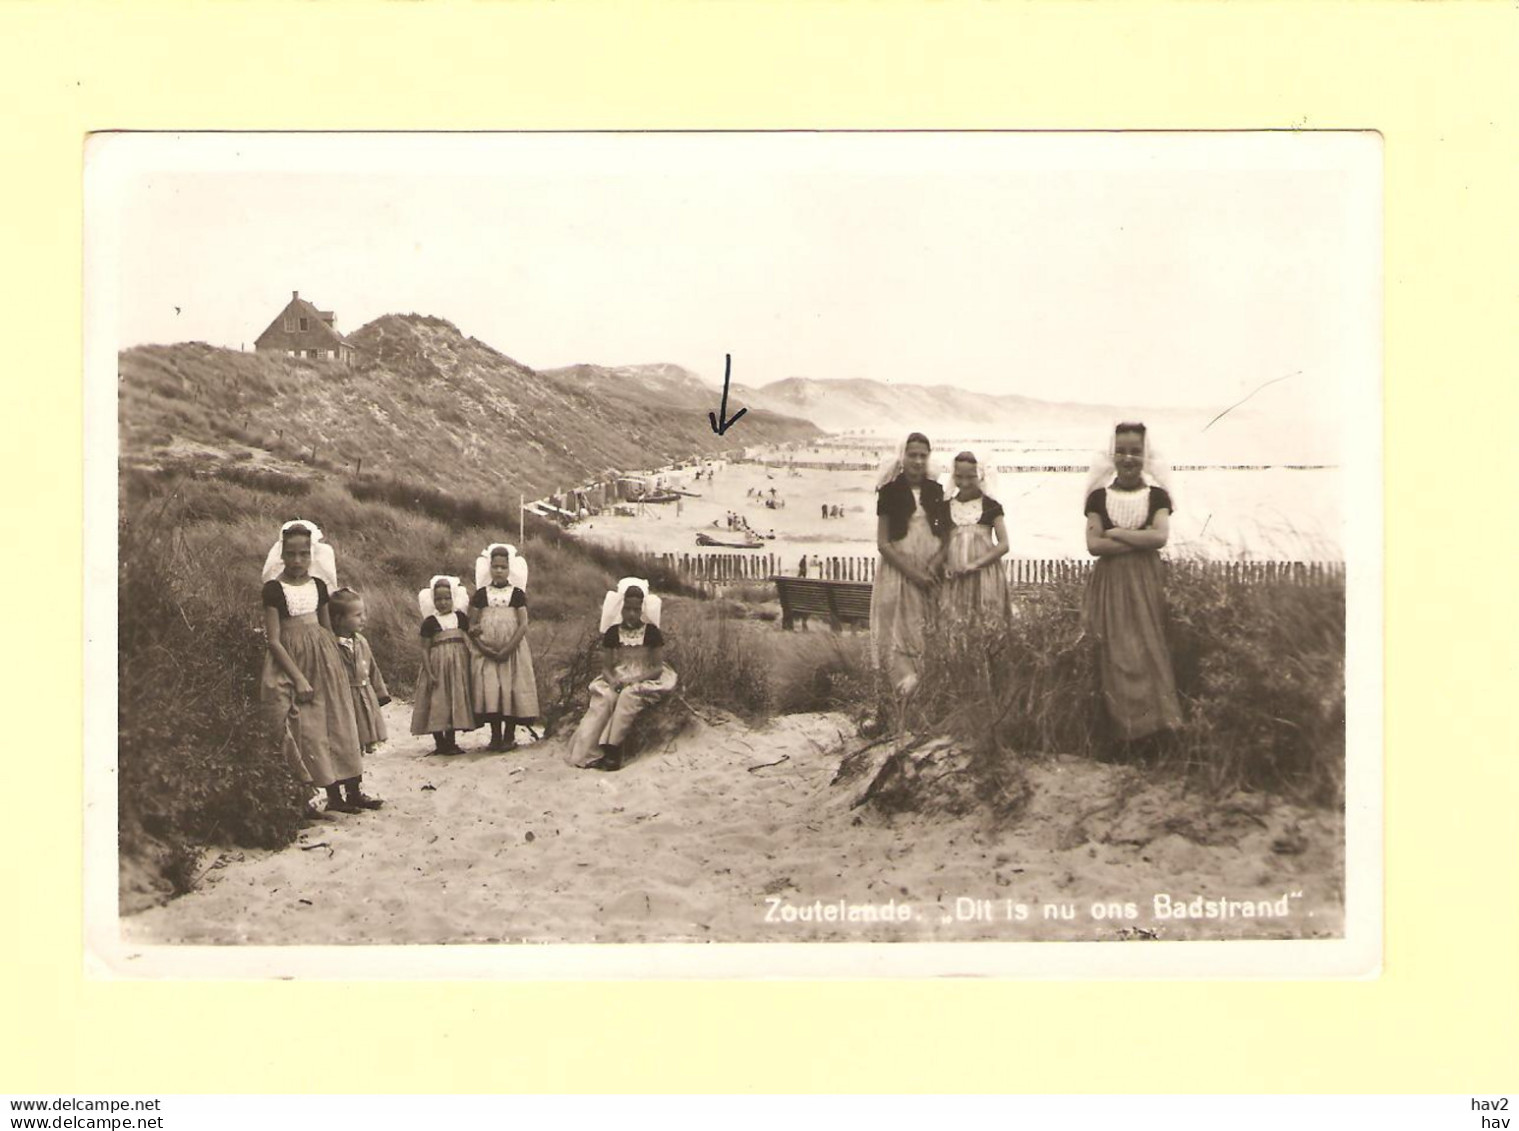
[124,700,1343,945]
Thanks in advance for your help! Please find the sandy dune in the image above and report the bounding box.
[123,698,1342,946]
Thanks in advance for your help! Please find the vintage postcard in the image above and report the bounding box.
[84,131,1381,978]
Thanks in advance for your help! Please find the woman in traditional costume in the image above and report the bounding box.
[1082,422,1184,750]
[258,520,364,817]
[869,432,945,696]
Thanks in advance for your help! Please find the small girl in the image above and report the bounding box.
[258,520,364,818]
[566,578,679,772]
[467,543,540,751]
[410,575,477,754]
[938,450,1010,624]
[328,588,389,811]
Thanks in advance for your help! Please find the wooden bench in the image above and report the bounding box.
[769,576,873,631]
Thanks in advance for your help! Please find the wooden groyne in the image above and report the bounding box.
[734,458,1337,474]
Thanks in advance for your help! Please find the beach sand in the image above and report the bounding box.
[569,462,876,567]
[122,698,1343,945]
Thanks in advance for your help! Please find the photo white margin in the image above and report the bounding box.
[82,130,1383,981]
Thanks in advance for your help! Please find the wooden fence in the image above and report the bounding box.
[632,552,1345,588]
[738,459,1337,474]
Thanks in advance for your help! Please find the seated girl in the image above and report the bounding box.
[566,578,679,772]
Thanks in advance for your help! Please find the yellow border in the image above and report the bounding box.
[6,0,1517,1094]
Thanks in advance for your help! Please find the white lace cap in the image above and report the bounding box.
[1082,422,1176,507]
[872,434,943,492]
[474,543,529,590]
[418,575,468,619]
[599,576,662,634]
[947,447,998,504]
[261,519,338,589]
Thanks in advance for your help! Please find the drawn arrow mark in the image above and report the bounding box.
[708,353,748,436]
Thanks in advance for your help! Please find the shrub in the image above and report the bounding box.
[662,604,776,719]
[1166,571,1345,804]
[118,506,305,903]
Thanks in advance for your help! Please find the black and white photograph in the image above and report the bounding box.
[85,132,1380,977]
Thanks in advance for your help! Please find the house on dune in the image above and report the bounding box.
[254,291,355,365]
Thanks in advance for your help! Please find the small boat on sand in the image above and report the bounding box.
[696,532,764,549]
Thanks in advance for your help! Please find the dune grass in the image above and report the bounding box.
[896,571,1345,807]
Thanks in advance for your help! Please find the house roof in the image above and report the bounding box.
[254,295,350,350]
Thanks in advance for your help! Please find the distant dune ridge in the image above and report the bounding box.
[542,364,1320,464]
[733,375,1151,439]
[538,363,1156,439]
[119,311,1327,503]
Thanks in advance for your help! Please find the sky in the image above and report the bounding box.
[93,132,1379,431]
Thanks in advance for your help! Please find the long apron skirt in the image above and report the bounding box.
[410,630,477,735]
[869,508,941,695]
[565,656,678,767]
[260,615,364,788]
[942,522,1009,626]
[344,635,388,747]
[1083,550,1183,741]
[470,604,540,723]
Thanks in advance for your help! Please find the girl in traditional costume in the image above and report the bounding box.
[937,450,1010,625]
[410,575,477,754]
[468,543,539,751]
[258,520,365,818]
[870,432,945,696]
[327,587,387,809]
[566,578,679,772]
[1082,422,1184,750]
